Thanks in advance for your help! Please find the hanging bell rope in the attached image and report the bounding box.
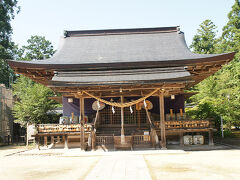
[93,109,99,127]
[81,88,160,108]
[141,91,159,146]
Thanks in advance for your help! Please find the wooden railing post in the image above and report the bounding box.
[64,135,68,149]
[209,129,214,146]
[44,136,48,147]
[179,132,184,147]
[51,136,55,148]
[36,135,40,150]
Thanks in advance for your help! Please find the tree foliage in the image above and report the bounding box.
[188,1,240,130]
[13,76,58,126]
[20,35,55,60]
[13,36,59,126]
[221,0,240,54]
[190,19,217,54]
[0,0,20,87]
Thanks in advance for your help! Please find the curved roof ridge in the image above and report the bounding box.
[64,26,180,37]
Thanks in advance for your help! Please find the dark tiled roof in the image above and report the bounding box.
[8,26,235,70]
[51,67,191,86]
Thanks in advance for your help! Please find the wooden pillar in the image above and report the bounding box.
[137,110,141,129]
[51,136,55,148]
[44,136,48,147]
[64,135,69,149]
[209,129,214,146]
[179,132,184,147]
[159,91,167,149]
[26,122,29,147]
[150,131,156,148]
[91,130,96,151]
[120,96,125,144]
[80,96,85,150]
[57,136,60,143]
[36,136,40,150]
[62,135,66,147]
[71,112,74,123]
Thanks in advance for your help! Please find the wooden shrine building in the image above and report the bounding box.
[8,26,235,150]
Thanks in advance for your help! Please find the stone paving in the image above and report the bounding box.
[1,145,238,180]
[85,153,151,180]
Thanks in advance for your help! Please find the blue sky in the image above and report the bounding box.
[11,0,234,49]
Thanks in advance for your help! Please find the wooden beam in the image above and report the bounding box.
[53,84,186,93]
[68,88,185,99]
[159,91,167,149]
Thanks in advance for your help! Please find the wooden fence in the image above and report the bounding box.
[96,135,114,146]
[37,124,92,133]
[154,119,211,129]
[133,135,151,145]
[96,134,151,146]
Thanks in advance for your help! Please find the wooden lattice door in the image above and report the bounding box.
[99,104,147,125]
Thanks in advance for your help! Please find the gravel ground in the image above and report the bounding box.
[0,155,99,180]
[144,150,240,180]
[1,146,240,180]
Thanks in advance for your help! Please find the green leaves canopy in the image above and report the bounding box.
[188,1,240,130]
[12,36,59,126]
[13,76,58,125]
[190,20,217,54]
[0,0,19,87]
[20,35,55,60]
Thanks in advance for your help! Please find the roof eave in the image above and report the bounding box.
[7,52,236,71]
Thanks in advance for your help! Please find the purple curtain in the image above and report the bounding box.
[62,94,185,117]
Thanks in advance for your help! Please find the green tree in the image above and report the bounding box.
[0,0,20,87]
[20,35,55,60]
[13,76,59,126]
[188,1,240,130]
[216,0,240,128]
[190,19,218,54]
[13,36,59,126]
[221,0,240,55]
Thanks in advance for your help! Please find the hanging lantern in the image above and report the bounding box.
[68,98,73,103]
[136,103,142,111]
[171,95,175,100]
[140,100,153,110]
[97,101,101,109]
[92,101,105,111]
[112,106,115,114]
[130,106,133,114]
